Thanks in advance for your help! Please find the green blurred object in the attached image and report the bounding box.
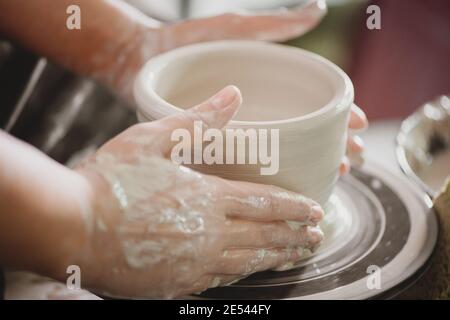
[286,1,366,71]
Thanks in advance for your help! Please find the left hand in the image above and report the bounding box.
[71,86,324,298]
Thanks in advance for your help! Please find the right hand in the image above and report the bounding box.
[73,86,324,299]
[112,0,327,100]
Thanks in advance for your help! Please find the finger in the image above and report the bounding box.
[345,135,365,170]
[223,219,324,250]
[152,85,242,156]
[349,104,368,130]
[168,0,327,46]
[339,156,351,176]
[180,274,243,296]
[212,248,302,275]
[217,178,324,224]
[347,152,364,169]
[347,135,364,155]
[208,275,244,287]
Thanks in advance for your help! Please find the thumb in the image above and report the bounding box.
[158,85,242,156]
[191,85,242,128]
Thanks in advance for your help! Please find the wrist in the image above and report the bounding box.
[38,169,94,283]
[68,164,124,290]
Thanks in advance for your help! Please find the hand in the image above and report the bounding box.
[73,86,324,299]
[165,0,327,46]
[340,105,368,175]
[114,0,327,100]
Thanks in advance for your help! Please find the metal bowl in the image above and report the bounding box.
[396,94,450,196]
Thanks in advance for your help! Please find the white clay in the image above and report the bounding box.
[134,41,354,206]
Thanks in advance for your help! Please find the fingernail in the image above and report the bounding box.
[317,0,327,10]
[210,86,241,110]
[352,135,364,151]
[340,157,351,176]
[307,227,324,252]
[295,0,326,13]
[309,205,324,224]
[353,106,369,128]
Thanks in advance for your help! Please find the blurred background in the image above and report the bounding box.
[1,0,449,165]
[126,0,450,120]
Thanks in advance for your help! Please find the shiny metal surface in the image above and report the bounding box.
[4,59,47,132]
[396,94,450,196]
[1,41,136,165]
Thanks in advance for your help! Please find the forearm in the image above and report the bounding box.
[0,131,90,280]
[0,0,161,100]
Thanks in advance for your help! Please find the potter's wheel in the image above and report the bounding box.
[198,161,438,299]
